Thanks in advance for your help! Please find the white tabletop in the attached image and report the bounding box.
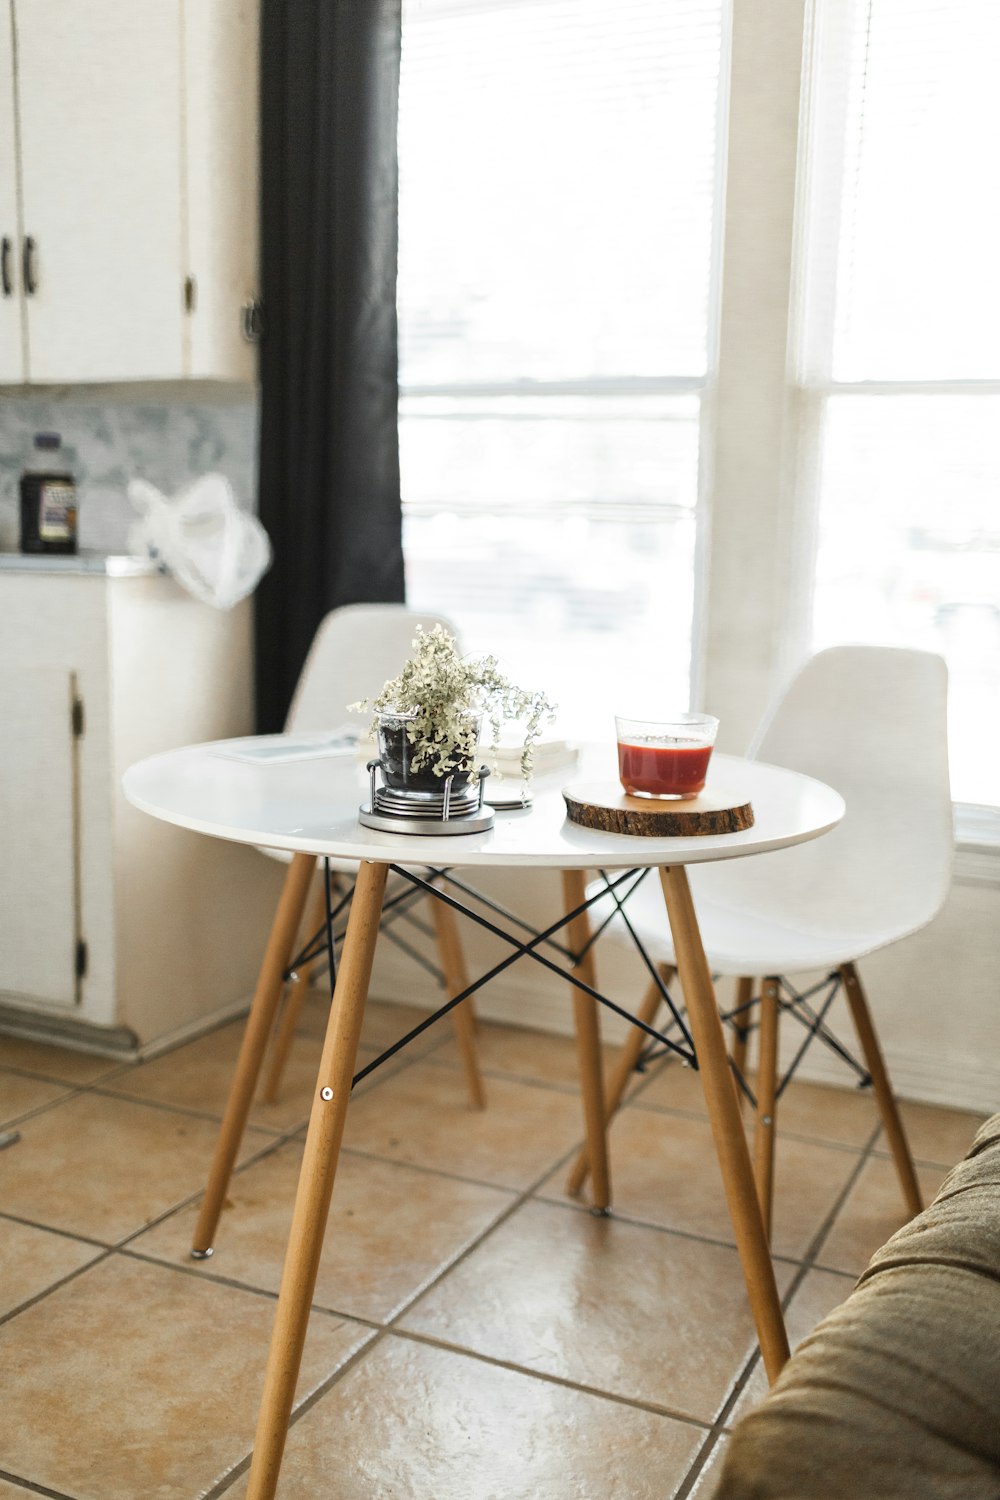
[122,738,844,871]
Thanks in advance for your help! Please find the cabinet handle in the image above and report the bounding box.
[1,236,12,297]
[23,236,37,295]
[240,297,264,343]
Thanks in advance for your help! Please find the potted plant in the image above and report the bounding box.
[351,625,555,793]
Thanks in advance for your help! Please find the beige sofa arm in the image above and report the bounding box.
[718,1115,1000,1500]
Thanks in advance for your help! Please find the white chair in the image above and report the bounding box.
[259,603,485,1107]
[572,646,952,1235]
[189,604,483,1259]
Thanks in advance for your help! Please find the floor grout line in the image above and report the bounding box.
[0,1246,118,1332]
[0,1470,81,1500]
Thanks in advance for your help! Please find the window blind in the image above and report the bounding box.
[396,0,725,734]
[399,0,724,389]
[801,0,1000,807]
[804,0,1000,381]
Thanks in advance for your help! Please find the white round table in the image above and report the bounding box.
[123,738,841,869]
[123,739,844,1500]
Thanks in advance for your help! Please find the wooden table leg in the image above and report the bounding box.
[191,852,315,1258]
[245,860,388,1500]
[659,866,789,1382]
[431,897,487,1110]
[562,869,611,1212]
[565,964,673,1197]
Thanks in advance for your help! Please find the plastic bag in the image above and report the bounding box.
[127,473,272,610]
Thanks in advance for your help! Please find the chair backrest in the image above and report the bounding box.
[710,645,953,949]
[285,604,459,733]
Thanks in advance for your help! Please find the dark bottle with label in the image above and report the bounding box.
[19,432,78,555]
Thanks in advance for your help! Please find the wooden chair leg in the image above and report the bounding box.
[191,852,315,1258]
[753,977,780,1243]
[659,866,789,1382]
[245,860,388,1500]
[430,896,486,1110]
[562,869,612,1212]
[565,963,674,1197]
[262,874,328,1105]
[731,975,754,1112]
[840,961,922,1217]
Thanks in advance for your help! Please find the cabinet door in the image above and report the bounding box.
[0,0,25,382]
[183,0,259,382]
[0,666,80,1008]
[15,0,185,382]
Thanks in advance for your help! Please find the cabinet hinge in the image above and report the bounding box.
[75,940,88,980]
[184,274,197,313]
[71,696,85,738]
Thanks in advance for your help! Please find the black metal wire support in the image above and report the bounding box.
[295,855,874,1115]
[348,863,699,1089]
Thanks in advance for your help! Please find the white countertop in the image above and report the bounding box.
[0,552,159,576]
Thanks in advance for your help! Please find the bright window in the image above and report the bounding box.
[800,0,1000,807]
[397,0,726,736]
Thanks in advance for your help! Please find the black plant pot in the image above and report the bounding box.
[376,712,481,793]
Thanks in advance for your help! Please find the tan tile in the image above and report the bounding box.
[293,991,447,1059]
[729,1267,856,1423]
[227,1335,704,1500]
[105,1019,327,1132]
[887,1100,990,1168]
[625,1056,709,1114]
[0,1482,44,1499]
[634,1061,880,1151]
[342,1060,585,1190]
[0,1218,103,1318]
[0,1070,73,1126]
[429,1018,613,1091]
[814,1155,947,1276]
[540,1108,860,1261]
[136,1142,514,1322]
[400,1198,795,1423]
[0,1253,369,1500]
[0,1091,272,1244]
[0,1034,124,1084]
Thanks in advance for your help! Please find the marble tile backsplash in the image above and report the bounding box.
[0,391,259,554]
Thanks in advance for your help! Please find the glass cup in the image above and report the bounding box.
[615,714,719,800]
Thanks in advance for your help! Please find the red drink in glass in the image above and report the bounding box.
[615,714,719,800]
[617,738,713,798]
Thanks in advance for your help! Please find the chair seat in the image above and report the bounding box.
[587,869,916,977]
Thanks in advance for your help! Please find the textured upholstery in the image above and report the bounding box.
[718,1115,1000,1499]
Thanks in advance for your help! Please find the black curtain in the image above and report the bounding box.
[255,1,405,732]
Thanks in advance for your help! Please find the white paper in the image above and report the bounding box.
[210,731,361,765]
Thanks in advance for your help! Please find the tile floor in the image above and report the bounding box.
[0,999,988,1500]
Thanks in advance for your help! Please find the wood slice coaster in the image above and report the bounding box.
[563,781,754,838]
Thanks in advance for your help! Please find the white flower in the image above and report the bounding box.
[350,626,556,780]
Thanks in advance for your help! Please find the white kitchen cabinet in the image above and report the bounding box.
[0,1,23,383]
[0,561,283,1053]
[0,0,258,386]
